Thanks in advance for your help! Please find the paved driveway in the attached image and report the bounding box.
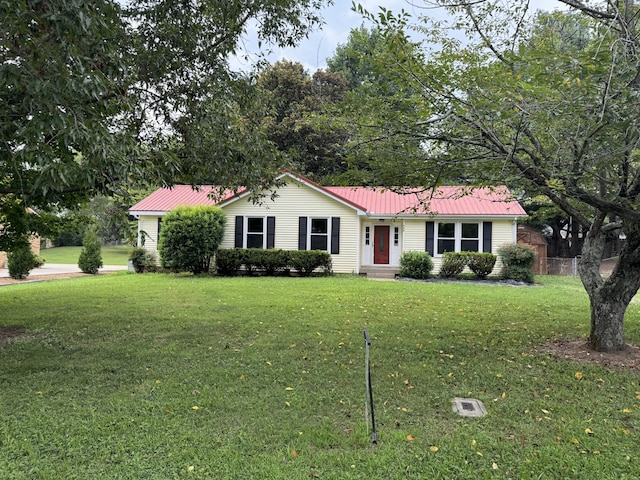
[0,263,129,278]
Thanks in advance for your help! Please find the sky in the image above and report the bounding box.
[235,0,568,73]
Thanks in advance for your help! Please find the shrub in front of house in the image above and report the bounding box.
[215,248,246,276]
[78,224,103,274]
[129,247,157,273]
[7,243,38,279]
[215,249,332,276]
[159,205,226,274]
[498,243,535,283]
[466,252,497,279]
[256,249,290,276]
[287,250,332,276]
[439,252,468,278]
[399,251,434,279]
[243,248,265,276]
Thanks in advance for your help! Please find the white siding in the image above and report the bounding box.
[220,179,360,274]
[139,215,162,252]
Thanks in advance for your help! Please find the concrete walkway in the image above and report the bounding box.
[0,263,129,278]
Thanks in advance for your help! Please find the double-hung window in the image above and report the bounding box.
[436,222,481,255]
[437,222,456,254]
[246,217,265,249]
[427,221,491,256]
[460,223,480,252]
[298,216,340,254]
[310,218,328,250]
[234,216,275,249]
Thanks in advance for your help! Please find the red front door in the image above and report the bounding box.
[374,225,390,264]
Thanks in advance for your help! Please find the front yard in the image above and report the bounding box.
[1,274,639,479]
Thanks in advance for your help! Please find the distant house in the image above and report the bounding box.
[129,171,527,276]
[0,236,40,269]
[0,208,41,268]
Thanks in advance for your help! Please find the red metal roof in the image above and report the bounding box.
[130,175,526,217]
[129,185,237,213]
[324,186,527,216]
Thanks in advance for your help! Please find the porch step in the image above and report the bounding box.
[360,266,400,279]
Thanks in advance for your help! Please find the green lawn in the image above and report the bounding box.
[1,274,639,479]
[40,245,132,265]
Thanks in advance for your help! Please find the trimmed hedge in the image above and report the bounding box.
[399,251,434,279]
[438,251,497,279]
[288,250,332,276]
[439,252,468,278]
[466,253,497,279]
[215,249,332,277]
[215,248,246,276]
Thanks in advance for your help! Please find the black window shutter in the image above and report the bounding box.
[483,222,493,253]
[298,217,307,250]
[234,216,243,248]
[330,217,340,254]
[267,216,276,249]
[425,221,435,256]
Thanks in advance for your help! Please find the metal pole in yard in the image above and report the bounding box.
[364,328,377,444]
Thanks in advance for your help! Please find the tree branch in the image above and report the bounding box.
[558,0,616,21]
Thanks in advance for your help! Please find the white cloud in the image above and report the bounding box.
[231,0,572,73]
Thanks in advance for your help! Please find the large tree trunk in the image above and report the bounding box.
[578,217,640,352]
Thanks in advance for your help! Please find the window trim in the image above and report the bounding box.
[309,217,329,251]
[434,221,482,256]
[235,215,275,249]
[245,216,266,249]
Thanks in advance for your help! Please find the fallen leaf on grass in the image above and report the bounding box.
[575,372,583,380]
[407,435,415,441]
[292,450,298,458]
[429,446,438,452]
[192,406,199,410]
[285,387,294,391]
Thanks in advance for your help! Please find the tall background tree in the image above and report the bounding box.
[324,24,434,186]
[0,0,328,252]
[257,60,349,181]
[345,1,640,352]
